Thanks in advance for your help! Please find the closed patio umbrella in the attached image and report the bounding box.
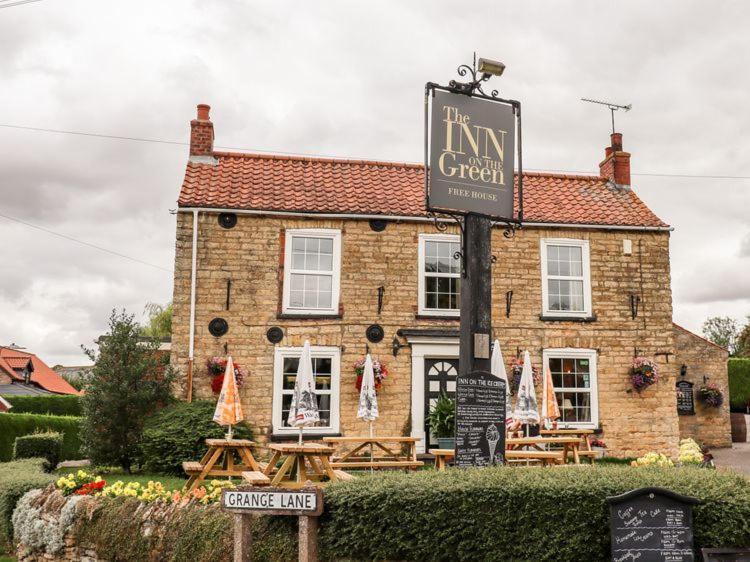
[513,351,540,431]
[287,340,320,444]
[357,354,379,471]
[490,340,512,422]
[213,356,244,439]
[541,363,561,428]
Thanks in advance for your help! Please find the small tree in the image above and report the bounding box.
[702,316,740,356]
[81,309,174,472]
[140,302,172,340]
[738,318,750,358]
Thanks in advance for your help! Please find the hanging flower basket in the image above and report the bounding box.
[354,358,388,392]
[697,383,723,408]
[631,357,659,391]
[207,357,246,394]
[508,356,540,396]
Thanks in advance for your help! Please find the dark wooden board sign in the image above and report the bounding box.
[608,487,700,562]
[676,380,695,416]
[455,370,506,468]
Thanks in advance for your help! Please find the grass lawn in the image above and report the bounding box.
[54,468,187,491]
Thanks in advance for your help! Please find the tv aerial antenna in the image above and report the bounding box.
[581,98,632,134]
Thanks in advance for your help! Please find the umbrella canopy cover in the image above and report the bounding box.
[513,351,540,424]
[287,341,320,428]
[357,354,379,422]
[542,363,561,424]
[490,339,512,407]
[213,356,244,426]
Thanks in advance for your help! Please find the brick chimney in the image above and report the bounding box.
[599,132,631,189]
[190,103,214,157]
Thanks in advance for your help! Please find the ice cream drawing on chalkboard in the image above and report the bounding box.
[486,423,500,465]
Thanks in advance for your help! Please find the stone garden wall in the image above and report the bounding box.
[171,212,681,457]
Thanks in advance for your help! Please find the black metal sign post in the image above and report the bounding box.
[424,55,522,467]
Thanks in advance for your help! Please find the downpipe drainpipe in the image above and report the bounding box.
[187,209,199,402]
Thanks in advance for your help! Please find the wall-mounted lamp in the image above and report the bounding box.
[680,364,688,378]
[478,58,505,78]
[392,336,407,357]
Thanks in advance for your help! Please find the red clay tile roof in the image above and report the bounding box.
[178,153,668,228]
[0,348,81,395]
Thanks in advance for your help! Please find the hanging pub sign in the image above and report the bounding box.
[676,380,695,416]
[426,87,519,221]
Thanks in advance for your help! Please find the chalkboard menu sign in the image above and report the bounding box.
[455,370,506,468]
[676,381,695,416]
[608,487,700,562]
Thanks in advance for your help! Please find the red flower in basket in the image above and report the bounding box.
[354,358,388,392]
[207,357,246,394]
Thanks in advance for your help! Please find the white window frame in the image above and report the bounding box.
[282,229,342,316]
[543,348,599,429]
[540,238,592,318]
[272,346,341,435]
[417,233,461,317]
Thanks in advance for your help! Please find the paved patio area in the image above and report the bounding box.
[712,443,750,475]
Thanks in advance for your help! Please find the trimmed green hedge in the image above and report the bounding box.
[36,466,750,561]
[0,458,53,550]
[729,358,750,411]
[0,413,82,462]
[13,432,63,472]
[1,394,82,416]
[140,401,252,474]
[319,466,750,561]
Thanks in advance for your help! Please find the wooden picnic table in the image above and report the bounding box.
[261,443,352,488]
[506,436,583,464]
[323,436,424,470]
[183,438,262,492]
[540,429,598,462]
[429,447,566,469]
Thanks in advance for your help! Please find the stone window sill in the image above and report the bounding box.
[539,314,597,323]
[270,432,342,442]
[276,313,343,320]
[415,314,460,321]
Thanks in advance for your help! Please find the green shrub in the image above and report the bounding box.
[0,458,54,549]
[1,394,82,416]
[320,466,750,561]
[140,401,252,474]
[729,357,750,411]
[0,413,82,462]
[13,432,64,472]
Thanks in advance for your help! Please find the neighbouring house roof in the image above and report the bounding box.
[0,347,81,395]
[0,383,54,396]
[178,153,669,228]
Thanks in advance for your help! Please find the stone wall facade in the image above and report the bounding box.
[170,211,687,458]
[673,324,732,447]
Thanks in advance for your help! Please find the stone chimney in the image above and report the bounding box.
[599,132,631,189]
[190,103,214,158]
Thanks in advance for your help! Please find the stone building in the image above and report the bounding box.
[170,104,730,458]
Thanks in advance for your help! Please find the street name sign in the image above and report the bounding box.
[223,486,323,516]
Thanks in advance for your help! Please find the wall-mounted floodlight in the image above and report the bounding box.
[478,58,505,78]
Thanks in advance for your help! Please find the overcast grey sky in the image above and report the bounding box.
[1,0,748,365]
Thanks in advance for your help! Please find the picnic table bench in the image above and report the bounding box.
[258,443,353,488]
[540,429,598,463]
[429,447,566,469]
[183,438,262,492]
[506,436,584,464]
[323,436,424,470]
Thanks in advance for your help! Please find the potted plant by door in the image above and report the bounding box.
[428,393,456,450]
